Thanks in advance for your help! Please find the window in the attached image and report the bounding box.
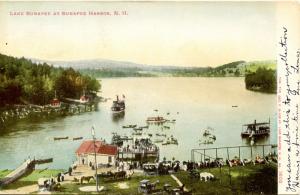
[108,156,112,163]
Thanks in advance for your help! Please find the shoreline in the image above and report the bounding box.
[0,100,100,128]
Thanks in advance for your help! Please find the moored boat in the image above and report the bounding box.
[133,127,143,131]
[156,133,166,137]
[146,116,167,124]
[132,132,142,136]
[54,136,69,141]
[122,124,137,128]
[73,137,83,140]
[162,136,178,145]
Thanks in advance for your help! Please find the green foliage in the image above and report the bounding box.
[175,164,277,195]
[169,61,247,77]
[0,53,100,106]
[245,67,276,93]
[241,165,277,194]
[168,60,276,77]
[241,61,276,73]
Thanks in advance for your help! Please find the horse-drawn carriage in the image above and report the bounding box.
[143,163,158,175]
[138,179,159,194]
[37,177,61,191]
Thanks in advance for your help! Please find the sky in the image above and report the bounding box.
[0,1,278,67]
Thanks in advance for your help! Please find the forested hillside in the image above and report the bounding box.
[0,54,100,106]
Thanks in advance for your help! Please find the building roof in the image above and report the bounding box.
[50,98,60,104]
[76,140,117,156]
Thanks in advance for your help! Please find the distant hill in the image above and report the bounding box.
[31,58,276,78]
[31,58,186,71]
[165,60,276,77]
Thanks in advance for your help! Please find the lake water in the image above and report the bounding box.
[0,77,277,169]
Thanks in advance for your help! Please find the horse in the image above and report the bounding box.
[80,176,94,184]
[114,171,126,179]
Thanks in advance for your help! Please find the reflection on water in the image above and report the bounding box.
[0,77,277,169]
[112,111,125,123]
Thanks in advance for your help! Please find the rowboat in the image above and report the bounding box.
[146,116,167,124]
[123,124,137,128]
[54,136,68,140]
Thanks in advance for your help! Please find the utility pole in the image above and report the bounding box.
[91,126,99,192]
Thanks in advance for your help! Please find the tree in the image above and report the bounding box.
[234,69,240,77]
[0,53,101,106]
[245,68,276,93]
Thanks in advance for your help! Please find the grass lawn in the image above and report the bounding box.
[0,170,12,179]
[1,164,277,194]
[174,164,277,195]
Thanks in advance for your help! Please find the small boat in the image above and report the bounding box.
[54,136,69,141]
[121,137,133,141]
[154,109,158,112]
[166,112,170,115]
[156,133,166,137]
[122,124,137,128]
[162,140,178,145]
[148,133,153,137]
[132,132,142,136]
[163,126,170,129]
[133,127,143,131]
[73,137,83,141]
[162,136,178,145]
[146,116,167,124]
[34,158,53,164]
[232,105,238,108]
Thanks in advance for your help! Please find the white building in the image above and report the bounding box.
[75,140,117,167]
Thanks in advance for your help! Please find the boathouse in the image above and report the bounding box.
[75,140,117,167]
